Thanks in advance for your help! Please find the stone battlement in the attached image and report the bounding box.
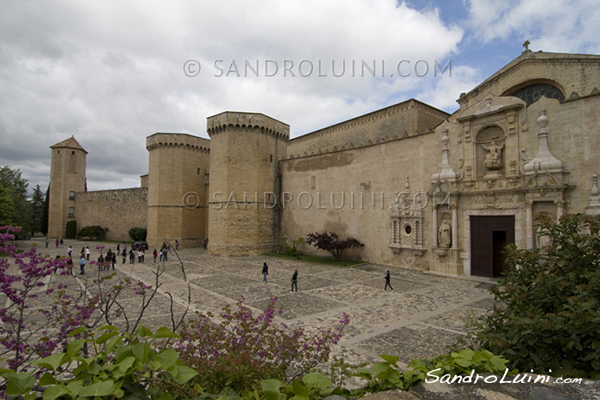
[207,111,290,140]
[146,133,210,153]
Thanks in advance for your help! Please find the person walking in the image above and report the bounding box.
[45,238,49,248]
[291,269,298,292]
[384,270,394,291]
[79,256,86,275]
[97,254,104,271]
[262,262,269,283]
[66,256,73,275]
[86,247,90,261]
[122,249,127,264]
[153,249,158,263]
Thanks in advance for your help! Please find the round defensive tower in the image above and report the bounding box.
[146,133,210,250]
[207,112,289,256]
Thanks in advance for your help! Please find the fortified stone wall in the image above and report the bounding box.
[75,187,147,241]
[287,99,448,158]
[280,131,441,270]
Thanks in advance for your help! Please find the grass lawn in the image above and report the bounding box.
[266,252,363,267]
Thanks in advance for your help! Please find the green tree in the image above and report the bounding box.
[0,184,15,225]
[0,166,31,232]
[29,184,45,234]
[41,185,49,235]
[463,214,600,379]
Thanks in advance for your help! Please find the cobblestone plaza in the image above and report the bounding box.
[30,238,496,370]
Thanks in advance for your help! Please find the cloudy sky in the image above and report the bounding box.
[1,0,599,193]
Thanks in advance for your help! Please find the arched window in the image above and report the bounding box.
[505,82,564,106]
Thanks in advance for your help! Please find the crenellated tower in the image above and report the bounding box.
[207,112,289,256]
[146,133,210,250]
[48,136,87,239]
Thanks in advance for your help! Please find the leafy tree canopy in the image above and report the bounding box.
[306,231,364,261]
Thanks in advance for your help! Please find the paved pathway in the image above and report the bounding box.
[26,238,496,371]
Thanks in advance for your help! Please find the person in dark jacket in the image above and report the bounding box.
[291,269,298,292]
[262,262,269,283]
[384,270,394,291]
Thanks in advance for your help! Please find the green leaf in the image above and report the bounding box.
[456,349,475,361]
[68,326,88,337]
[78,380,116,397]
[118,356,136,373]
[137,325,153,338]
[154,326,180,339]
[379,354,399,365]
[105,334,124,354]
[42,384,69,400]
[291,380,310,399]
[33,353,66,371]
[38,372,56,386]
[156,348,179,369]
[168,365,198,385]
[489,356,508,371]
[66,379,83,396]
[3,371,36,396]
[260,379,286,393]
[372,361,391,379]
[133,342,150,361]
[96,330,120,344]
[302,372,331,390]
[66,339,86,358]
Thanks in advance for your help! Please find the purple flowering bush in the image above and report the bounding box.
[175,298,349,393]
[0,226,66,370]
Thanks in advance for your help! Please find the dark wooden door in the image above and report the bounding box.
[470,216,515,277]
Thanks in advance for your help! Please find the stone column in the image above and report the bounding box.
[526,201,533,249]
[432,206,438,247]
[451,204,458,249]
[556,201,565,220]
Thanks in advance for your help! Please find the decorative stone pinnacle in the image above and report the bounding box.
[523,110,563,175]
[405,176,410,191]
[537,110,549,133]
[441,130,449,148]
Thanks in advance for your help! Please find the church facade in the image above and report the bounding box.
[48,49,600,277]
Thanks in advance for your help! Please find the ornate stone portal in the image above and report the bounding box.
[390,177,426,258]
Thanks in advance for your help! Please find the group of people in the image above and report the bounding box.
[261,262,394,293]
[56,241,174,275]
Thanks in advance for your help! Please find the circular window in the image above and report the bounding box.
[404,225,412,235]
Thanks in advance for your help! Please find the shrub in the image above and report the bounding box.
[175,298,349,393]
[77,225,105,241]
[306,231,364,261]
[353,349,512,393]
[128,227,147,242]
[65,220,77,239]
[281,236,304,256]
[0,325,199,399]
[463,213,600,378]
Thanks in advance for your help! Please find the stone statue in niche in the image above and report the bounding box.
[481,140,504,170]
[536,225,552,250]
[438,220,451,248]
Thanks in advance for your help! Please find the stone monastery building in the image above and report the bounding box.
[48,49,600,278]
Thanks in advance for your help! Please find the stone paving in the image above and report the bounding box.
[22,237,495,371]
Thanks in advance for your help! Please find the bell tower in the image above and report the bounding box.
[48,136,87,239]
